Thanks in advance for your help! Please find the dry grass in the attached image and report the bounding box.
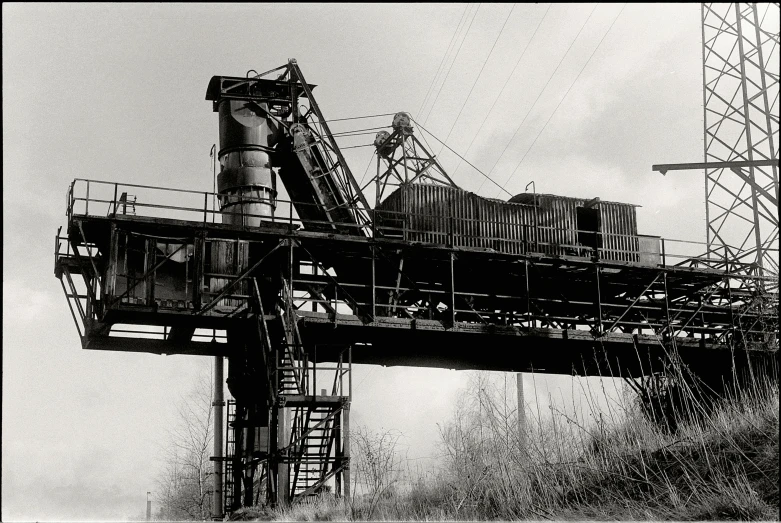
[264,373,779,521]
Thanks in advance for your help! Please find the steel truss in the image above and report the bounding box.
[701,2,779,285]
[368,112,458,207]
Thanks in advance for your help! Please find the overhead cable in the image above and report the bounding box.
[317,113,396,123]
[416,4,473,118]
[451,3,553,177]
[411,117,513,197]
[437,3,518,158]
[475,3,599,195]
[496,3,627,197]
[422,3,482,125]
[331,126,388,137]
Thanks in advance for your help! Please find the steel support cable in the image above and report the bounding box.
[330,126,388,136]
[309,113,396,123]
[451,3,554,178]
[475,3,599,194]
[495,3,627,197]
[436,3,518,158]
[358,149,378,187]
[411,111,439,156]
[412,116,513,196]
[417,3,473,118]
[422,3,483,125]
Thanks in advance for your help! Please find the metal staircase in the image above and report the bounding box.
[218,276,351,508]
[288,403,345,498]
[276,279,351,503]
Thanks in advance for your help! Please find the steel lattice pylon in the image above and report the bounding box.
[701,2,779,285]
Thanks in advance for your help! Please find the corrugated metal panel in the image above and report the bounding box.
[599,201,639,262]
[375,185,641,262]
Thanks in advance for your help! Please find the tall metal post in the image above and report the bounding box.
[277,404,290,506]
[146,492,151,521]
[334,408,343,497]
[516,372,526,452]
[343,401,351,503]
[213,354,224,518]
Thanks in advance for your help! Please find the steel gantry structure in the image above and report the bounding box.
[55,59,778,518]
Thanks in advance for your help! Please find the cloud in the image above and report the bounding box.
[3,472,147,522]
[2,280,59,325]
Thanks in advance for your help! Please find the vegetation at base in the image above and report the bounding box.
[267,370,779,521]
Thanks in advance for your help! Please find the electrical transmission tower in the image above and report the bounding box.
[655,3,779,290]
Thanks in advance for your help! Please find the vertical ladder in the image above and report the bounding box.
[223,400,237,515]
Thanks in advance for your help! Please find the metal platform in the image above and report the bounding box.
[55,178,778,377]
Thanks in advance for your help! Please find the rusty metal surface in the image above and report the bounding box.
[376,185,644,263]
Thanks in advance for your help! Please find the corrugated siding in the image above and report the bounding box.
[375,185,640,262]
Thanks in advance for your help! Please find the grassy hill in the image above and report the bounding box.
[256,374,778,521]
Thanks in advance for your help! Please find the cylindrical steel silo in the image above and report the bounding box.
[215,99,281,227]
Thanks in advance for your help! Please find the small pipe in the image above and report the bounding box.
[210,144,217,223]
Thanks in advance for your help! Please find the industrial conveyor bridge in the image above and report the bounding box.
[57,183,777,375]
[54,60,778,514]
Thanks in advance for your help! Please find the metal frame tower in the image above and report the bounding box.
[703,2,779,283]
[656,3,779,288]
[369,112,458,207]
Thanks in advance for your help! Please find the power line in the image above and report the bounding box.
[451,3,553,178]
[416,4,472,118]
[475,3,599,195]
[496,3,627,197]
[331,126,387,137]
[437,3,517,158]
[334,133,385,139]
[422,3,482,125]
[412,116,513,197]
[318,113,396,124]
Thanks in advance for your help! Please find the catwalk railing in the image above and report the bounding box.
[64,178,778,274]
[58,178,778,355]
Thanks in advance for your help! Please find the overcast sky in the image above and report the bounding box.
[3,3,718,520]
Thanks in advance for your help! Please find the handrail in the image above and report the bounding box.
[63,178,777,274]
